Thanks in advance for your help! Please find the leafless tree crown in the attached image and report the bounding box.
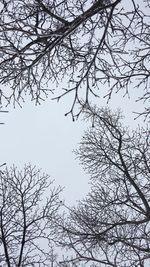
[0,164,62,267]
[0,0,149,119]
[58,107,150,266]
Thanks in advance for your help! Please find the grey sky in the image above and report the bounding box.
[0,86,144,205]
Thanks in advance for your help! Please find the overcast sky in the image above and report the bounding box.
[0,86,144,205]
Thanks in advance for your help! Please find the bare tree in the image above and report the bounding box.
[0,164,62,266]
[0,0,149,119]
[58,107,150,266]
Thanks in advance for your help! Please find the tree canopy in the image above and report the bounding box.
[58,107,150,266]
[0,164,62,267]
[0,0,149,119]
